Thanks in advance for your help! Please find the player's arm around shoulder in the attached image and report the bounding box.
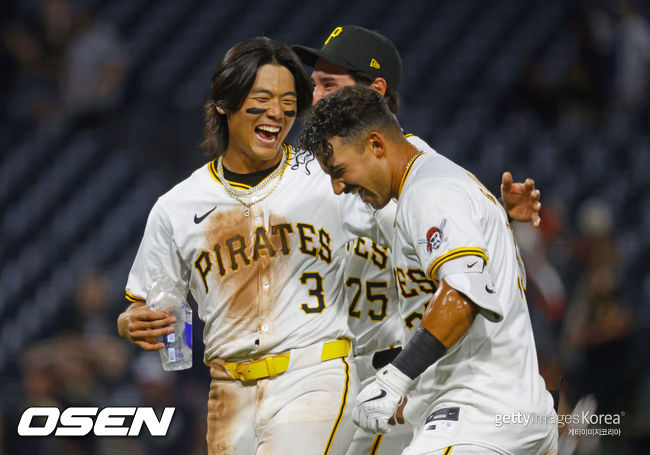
[117,300,176,351]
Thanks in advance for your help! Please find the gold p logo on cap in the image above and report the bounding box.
[324,26,343,45]
[370,59,381,69]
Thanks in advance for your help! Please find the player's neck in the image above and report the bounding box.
[392,142,420,200]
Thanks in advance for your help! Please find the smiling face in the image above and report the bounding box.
[311,59,356,105]
[223,64,298,173]
[322,135,393,209]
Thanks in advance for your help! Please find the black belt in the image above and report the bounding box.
[372,346,402,370]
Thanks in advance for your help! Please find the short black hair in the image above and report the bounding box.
[297,85,401,168]
[201,37,313,160]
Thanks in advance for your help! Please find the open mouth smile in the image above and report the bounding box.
[255,125,281,145]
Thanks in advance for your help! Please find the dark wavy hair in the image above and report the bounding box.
[201,37,313,160]
[297,85,402,169]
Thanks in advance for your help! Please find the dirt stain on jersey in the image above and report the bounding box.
[206,380,239,454]
[205,208,258,337]
[255,379,267,415]
[204,208,293,344]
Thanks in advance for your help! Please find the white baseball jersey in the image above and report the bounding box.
[342,237,403,358]
[344,135,434,361]
[394,137,556,454]
[125,144,391,363]
[383,136,439,340]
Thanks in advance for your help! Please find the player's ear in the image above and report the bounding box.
[366,132,386,158]
[369,77,388,97]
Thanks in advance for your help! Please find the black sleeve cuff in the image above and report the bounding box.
[392,327,447,380]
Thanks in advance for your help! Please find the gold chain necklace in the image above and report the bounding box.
[216,146,288,213]
[405,151,421,171]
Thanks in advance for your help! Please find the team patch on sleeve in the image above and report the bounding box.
[417,219,446,254]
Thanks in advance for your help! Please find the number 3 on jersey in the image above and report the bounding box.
[300,272,326,314]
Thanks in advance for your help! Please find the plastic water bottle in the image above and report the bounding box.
[146,275,192,371]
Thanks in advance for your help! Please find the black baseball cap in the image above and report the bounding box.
[293,25,402,89]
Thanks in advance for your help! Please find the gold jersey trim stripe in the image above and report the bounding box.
[208,160,219,183]
[125,291,145,303]
[231,182,252,190]
[427,247,488,283]
[443,446,454,455]
[323,358,350,454]
[397,152,424,198]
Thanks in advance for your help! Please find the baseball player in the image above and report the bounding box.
[293,26,541,227]
[294,25,544,455]
[117,37,396,455]
[298,85,558,455]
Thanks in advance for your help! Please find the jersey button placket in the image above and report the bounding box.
[252,206,271,346]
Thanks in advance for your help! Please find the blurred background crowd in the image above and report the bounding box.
[0,0,648,453]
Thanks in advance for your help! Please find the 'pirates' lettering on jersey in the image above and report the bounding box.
[194,221,332,295]
[346,237,389,271]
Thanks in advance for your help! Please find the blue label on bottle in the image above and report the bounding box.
[185,322,192,349]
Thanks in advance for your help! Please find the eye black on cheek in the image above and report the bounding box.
[246,107,267,115]
[284,110,296,117]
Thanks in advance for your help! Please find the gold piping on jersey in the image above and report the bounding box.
[125,291,145,303]
[323,358,350,455]
[232,182,252,190]
[426,247,488,284]
[517,275,527,300]
[208,159,219,182]
[369,434,384,455]
[208,143,293,188]
[443,446,454,455]
[397,152,425,198]
[208,160,251,190]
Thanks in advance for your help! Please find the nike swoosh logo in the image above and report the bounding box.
[362,389,387,403]
[194,206,217,224]
[485,284,496,294]
[467,261,478,269]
